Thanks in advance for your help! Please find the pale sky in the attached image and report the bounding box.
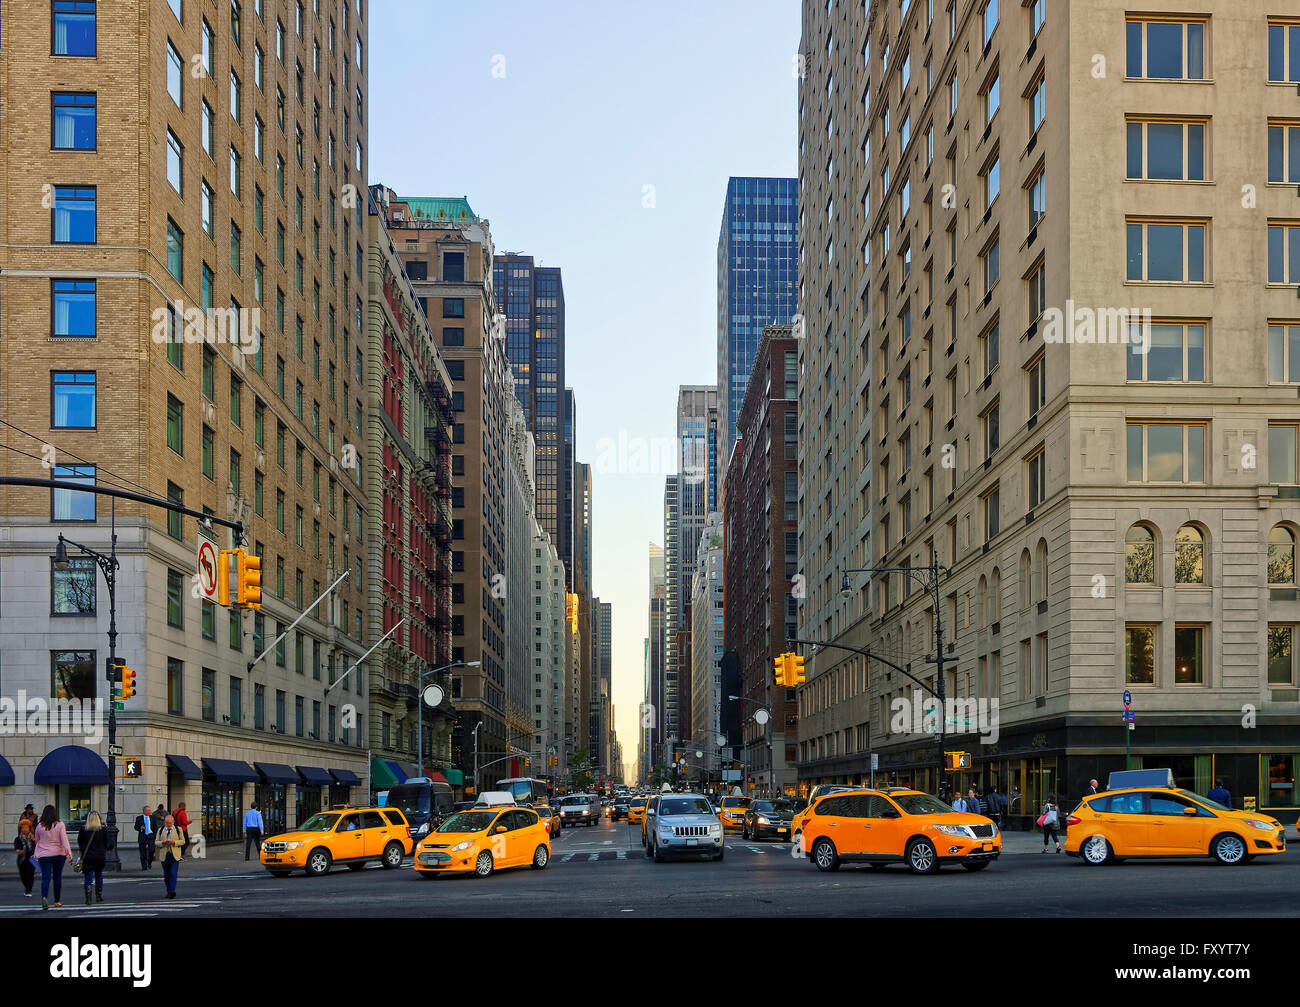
[369,0,799,780]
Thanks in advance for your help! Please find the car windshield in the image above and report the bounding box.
[721,798,749,808]
[631,800,646,808]
[895,794,955,815]
[560,796,590,806]
[296,813,340,832]
[384,786,429,815]
[752,801,775,813]
[437,812,497,833]
[1179,789,1229,811]
[659,798,713,816]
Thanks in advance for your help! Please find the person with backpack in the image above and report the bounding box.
[952,793,967,813]
[1039,793,1061,853]
[77,810,109,905]
[173,802,191,853]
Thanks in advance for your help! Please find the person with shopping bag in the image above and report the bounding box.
[1038,794,1061,853]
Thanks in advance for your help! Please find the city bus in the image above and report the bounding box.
[497,777,550,806]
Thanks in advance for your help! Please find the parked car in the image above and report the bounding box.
[644,793,725,862]
[558,793,600,827]
[742,799,796,841]
[413,807,551,878]
[1066,787,1287,866]
[260,808,413,877]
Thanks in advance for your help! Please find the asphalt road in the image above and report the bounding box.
[4,817,1295,918]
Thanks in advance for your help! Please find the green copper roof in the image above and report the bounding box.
[399,197,476,222]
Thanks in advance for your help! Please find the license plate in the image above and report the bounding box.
[264,857,280,863]
[686,839,698,846]
[982,843,993,852]
[777,828,787,833]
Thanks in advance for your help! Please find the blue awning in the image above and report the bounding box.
[255,762,299,784]
[296,765,332,785]
[384,760,409,783]
[329,768,361,785]
[0,754,14,786]
[202,758,258,783]
[165,754,201,781]
[34,745,108,785]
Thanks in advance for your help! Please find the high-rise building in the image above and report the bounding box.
[717,177,799,454]
[0,0,372,835]
[595,598,613,773]
[533,528,567,777]
[504,395,537,774]
[796,0,1300,814]
[722,325,799,795]
[493,254,570,579]
[364,193,456,787]
[662,475,680,749]
[646,542,666,775]
[691,514,725,779]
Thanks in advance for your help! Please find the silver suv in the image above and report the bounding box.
[644,793,725,862]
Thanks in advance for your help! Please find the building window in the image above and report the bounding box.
[1269,322,1300,383]
[1125,524,1156,585]
[981,399,1000,458]
[52,557,96,615]
[166,481,183,539]
[167,568,184,627]
[52,464,95,521]
[51,370,95,428]
[982,154,1000,209]
[53,1,98,56]
[52,279,95,337]
[1174,625,1205,685]
[1126,118,1205,181]
[1026,351,1045,419]
[1268,625,1296,685]
[52,92,96,150]
[1028,74,1045,133]
[1126,17,1206,80]
[202,668,216,720]
[1027,166,1046,227]
[1270,423,1299,484]
[1026,445,1046,510]
[1269,526,1296,585]
[166,657,183,714]
[53,651,97,700]
[166,394,183,455]
[52,186,96,243]
[202,424,215,479]
[1126,218,1206,282]
[1174,524,1205,584]
[166,217,183,279]
[1126,320,1205,383]
[981,484,1000,543]
[1126,422,1206,483]
[1125,625,1156,685]
[1268,222,1300,284]
[1268,20,1300,83]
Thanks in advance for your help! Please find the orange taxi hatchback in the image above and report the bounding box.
[413,806,551,878]
[1065,788,1287,866]
[798,789,1001,874]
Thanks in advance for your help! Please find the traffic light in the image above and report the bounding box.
[120,665,136,700]
[790,655,806,685]
[236,548,262,609]
[217,549,233,606]
[945,751,971,770]
[524,757,531,768]
[773,655,786,687]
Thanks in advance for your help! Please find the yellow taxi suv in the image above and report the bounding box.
[800,789,1001,874]
[260,808,413,877]
[718,796,750,831]
[413,806,551,878]
[1065,788,1287,866]
[627,798,648,825]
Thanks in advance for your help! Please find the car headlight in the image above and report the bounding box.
[281,841,301,851]
[449,840,474,852]
[417,822,429,835]
[757,816,770,825]
[1243,819,1275,831]
[932,824,974,837]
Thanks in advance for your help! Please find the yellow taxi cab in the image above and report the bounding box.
[533,804,562,839]
[260,807,413,876]
[800,788,1000,874]
[627,797,649,825]
[1065,787,1287,866]
[413,806,551,878]
[717,796,750,831]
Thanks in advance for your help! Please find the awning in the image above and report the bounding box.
[441,768,464,786]
[370,756,398,789]
[330,768,361,786]
[165,754,201,781]
[384,760,408,784]
[34,745,109,785]
[296,765,332,785]
[0,754,14,786]
[429,771,448,784]
[255,762,299,784]
[201,758,258,783]
[397,762,418,781]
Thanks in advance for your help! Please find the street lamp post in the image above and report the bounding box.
[729,696,773,797]
[839,551,952,796]
[471,721,483,796]
[416,660,478,778]
[54,513,122,871]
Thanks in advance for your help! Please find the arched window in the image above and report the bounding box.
[1020,549,1032,608]
[977,575,988,627]
[1125,525,1156,584]
[990,567,1002,622]
[1268,526,1296,585]
[1036,539,1049,603]
[1174,524,1205,584]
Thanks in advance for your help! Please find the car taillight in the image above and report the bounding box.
[406,827,413,839]
[1065,815,1080,827]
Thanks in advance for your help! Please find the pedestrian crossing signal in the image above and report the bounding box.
[945,751,971,770]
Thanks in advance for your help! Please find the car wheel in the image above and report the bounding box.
[1211,832,1247,865]
[305,848,332,877]
[532,845,549,870]
[1081,835,1112,866]
[962,861,990,871]
[812,838,839,872]
[267,870,291,878]
[905,838,940,875]
[474,851,494,877]
[653,842,664,864]
[644,838,653,858]
[713,847,725,862]
[380,841,404,869]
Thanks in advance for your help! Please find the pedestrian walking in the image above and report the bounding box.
[984,788,1004,828]
[134,805,155,869]
[18,804,38,835]
[156,814,184,900]
[34,805,74,910]
[150,805,166,835]
[1039,794,1061,853]
[243,802,265,860]
[173,802,191,853]
[14,819,36,898]
[967,787,984,815]
[952,793,967,813]
[77,811,109,905]
[1208,780,1232,807]
[1082,779,1099,798]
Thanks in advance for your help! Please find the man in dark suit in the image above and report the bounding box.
[134,805,155,869]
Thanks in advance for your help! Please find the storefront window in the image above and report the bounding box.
[202,776,243,842]
[57,784,94,828]
[255,783,287,836]
[1263,754,1298,808]
[295,784,321,826]
[328,784,350,808]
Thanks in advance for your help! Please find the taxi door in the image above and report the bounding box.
[504,810,535,865]
[1096,792,1149,854]
[361,810,390,857]
[335,812,366,860]
[1145,792,1210,854]
[864,794,907,857]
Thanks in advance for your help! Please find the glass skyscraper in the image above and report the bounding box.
[716,176,799,456]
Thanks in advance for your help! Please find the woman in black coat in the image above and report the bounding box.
[77,811,110,905]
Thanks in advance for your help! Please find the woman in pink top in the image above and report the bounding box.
[34,805,73,910]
